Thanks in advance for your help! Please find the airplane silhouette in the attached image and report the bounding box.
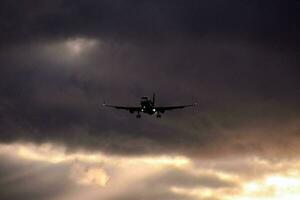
[103,93,197,118]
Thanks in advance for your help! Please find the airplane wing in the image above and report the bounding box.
[155,103,197,112]
[103,103,141,112]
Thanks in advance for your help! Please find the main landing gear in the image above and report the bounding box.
[136,112,141,118]
[156,113,161,118]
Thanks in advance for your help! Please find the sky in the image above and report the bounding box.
[0,1,300,200]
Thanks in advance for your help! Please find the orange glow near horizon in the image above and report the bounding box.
[1,142,300,200]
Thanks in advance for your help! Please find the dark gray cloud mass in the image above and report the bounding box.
[0,0,300,158]
[0,0,299,45]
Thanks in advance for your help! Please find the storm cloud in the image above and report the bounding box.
[1,1,300,199]
[0,0,300,159]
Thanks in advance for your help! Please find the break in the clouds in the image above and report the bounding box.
[1,142,300,200]
[0,1,300,199]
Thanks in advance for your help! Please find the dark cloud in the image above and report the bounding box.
[0,0,299,159]
[2,2,300,200]
[0,0,299,46]
[0,38,299,158]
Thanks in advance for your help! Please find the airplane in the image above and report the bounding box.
[103,93,197,118]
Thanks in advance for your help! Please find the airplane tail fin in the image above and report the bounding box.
[152,93,156,105]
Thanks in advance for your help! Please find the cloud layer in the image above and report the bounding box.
[1,1,300,199]
[2,142,300,200]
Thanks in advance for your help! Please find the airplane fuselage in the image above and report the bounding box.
[140,99,156,115]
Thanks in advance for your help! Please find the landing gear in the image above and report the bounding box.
[156,113,162,118]
[136,112,141,118]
